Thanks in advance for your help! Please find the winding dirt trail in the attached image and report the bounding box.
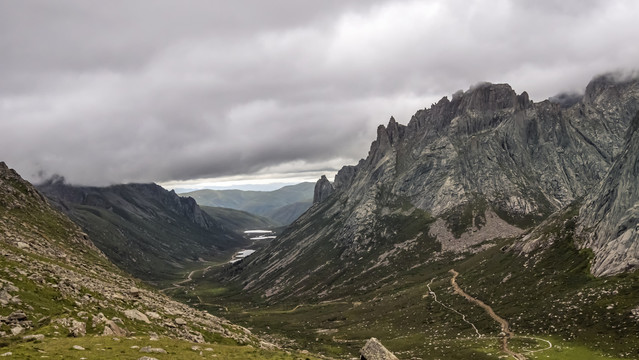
[426,278,482,337]
[521,336,552,354]
[160,265,213,293]
[449,269,526,360]
[161,248,255,293]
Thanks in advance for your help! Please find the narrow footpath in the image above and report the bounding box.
[449,269,526,360]
[160,265,213,293]
[426,278,482,337]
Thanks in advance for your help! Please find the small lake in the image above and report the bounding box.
[229,249,256,263]
[244,229,277,241]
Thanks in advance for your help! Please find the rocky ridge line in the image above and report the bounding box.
[232,73,639,303]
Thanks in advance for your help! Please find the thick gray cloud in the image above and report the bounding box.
[1,0,638,186]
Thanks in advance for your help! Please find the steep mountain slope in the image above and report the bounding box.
[264,201,313,225]
[38,179,248,282]
[182,182,314,225]
[577,110,639,275]
[209,207,639,359]
[0,161,318,359]
[227,74,639,301]
[192,74,639,359]
[200,206,278,232]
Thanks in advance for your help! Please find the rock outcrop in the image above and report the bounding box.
[360,337,398,360]
[313,175,334,204]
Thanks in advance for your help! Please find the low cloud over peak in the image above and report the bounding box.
[2,0,639,186]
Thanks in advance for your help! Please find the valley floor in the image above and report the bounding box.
[164,234,639,360]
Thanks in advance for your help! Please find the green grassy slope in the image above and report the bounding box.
[3,336,321,360]
[177,204,639,360]
[0,161,321,359]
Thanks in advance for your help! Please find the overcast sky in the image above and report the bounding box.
[2,0,638,189]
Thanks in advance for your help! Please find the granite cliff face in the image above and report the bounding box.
[366,79,630,224]
[344,76,637,219]
[327,74,639,269]
[577,111,639,275]
[228,74,639,300]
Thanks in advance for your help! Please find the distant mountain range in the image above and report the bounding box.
[200,205,278,231]
[180,182,314,225]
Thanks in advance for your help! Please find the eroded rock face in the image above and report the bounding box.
[360,337,398,360]
[334,164,359,191]
[578,111,639,275]
[323,78,633,246]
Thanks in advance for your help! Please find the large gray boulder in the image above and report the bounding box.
[124,309,151,324]
[360,337,398,360]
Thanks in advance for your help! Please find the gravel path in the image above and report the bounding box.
[449,269,526,360]
[426,278,482,337]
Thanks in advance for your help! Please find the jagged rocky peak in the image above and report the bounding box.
[334,163,360,191]
[383,116,404,146]
[447,82,533,116]
[577,110,639,276]
[549,92,583,108]
[407,82,532,137]
[313,175,334,204]
[584,71,639,104]
[341,74,639,219]
[366,117,406,164]
[457,82,529,113]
